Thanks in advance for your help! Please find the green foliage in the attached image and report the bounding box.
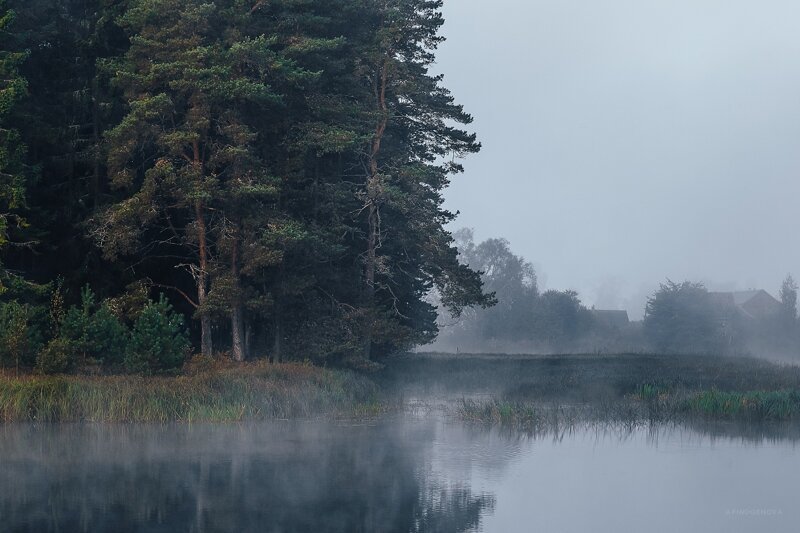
[58,286,128,367]
[87,305,128,366]
[0,301,38,370]
[0,0,29,290]
[36,337,75,375]
[684,390,800,421]
[644,281,719,354]
[0,0,492,363]
[125,296,189,375]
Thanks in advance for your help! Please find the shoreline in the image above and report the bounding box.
[3,352,800,425]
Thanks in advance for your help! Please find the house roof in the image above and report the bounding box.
[708,289,781,320]
[730,290,767,306]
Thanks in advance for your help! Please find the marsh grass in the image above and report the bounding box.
[0,362,381,423]
[423,353,800,428]
[683,390,800,421]
[456,389,800,430]
[456,399,583,433]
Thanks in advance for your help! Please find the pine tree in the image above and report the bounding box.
[346,0,490,358]
[97,0,285,356]
[0,0,28,281]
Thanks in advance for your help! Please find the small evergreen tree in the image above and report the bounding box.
[125,295,189,375]
[59,286,128,368]
[0,300,34,373]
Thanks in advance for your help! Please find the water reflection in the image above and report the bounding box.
[0,421,495,533]
[2,420,800,532]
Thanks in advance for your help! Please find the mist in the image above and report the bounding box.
[6,1,800,532]
[437,0,800,319]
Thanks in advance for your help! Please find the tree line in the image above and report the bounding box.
[436,230,800,358]
[0,0,493,373]
[434,229,603,353]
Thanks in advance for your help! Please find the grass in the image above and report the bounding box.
[5,351,800,426]
[683,390,800,421]
[0,361,382,423]
[385,352,800,401]
[387,353,800,428]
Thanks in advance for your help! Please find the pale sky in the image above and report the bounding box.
[438,0,800,318]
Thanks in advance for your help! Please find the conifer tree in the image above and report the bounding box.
[349,0,490,358]
[0,1,28,291]
[97,0,285,356]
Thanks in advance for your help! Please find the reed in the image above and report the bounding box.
[0,361,380,423]
[683,390,800,421]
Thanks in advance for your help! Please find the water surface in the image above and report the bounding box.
[2,419,799,532]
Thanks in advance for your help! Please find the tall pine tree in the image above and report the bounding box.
[96,0,287,356]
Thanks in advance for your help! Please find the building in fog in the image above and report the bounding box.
[591,310,630,330]
[709,290,782,322]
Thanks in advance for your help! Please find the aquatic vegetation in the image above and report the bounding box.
[683,390,800,421]
[0,362,380,423]
[436,354,800,428]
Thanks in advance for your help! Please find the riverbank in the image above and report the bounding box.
[385,352,800,428]
[0,361,382,423]
[3,352,800,425]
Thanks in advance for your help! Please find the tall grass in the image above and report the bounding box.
[683,390,800,421]
[0,361,381,423]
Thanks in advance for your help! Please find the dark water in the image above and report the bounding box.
[1,419,800,532]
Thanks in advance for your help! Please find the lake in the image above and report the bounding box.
[2,418,799,532]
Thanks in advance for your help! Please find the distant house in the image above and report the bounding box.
[708,290,782,322]
[591,310,630,329]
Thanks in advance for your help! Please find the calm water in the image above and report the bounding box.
[1,419,800,532]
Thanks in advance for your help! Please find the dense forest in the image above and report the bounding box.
[0,0,495,374]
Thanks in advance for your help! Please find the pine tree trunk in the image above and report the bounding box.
[364,202,378,361]
[195,199,213,357]
[230,235,246,362]
[244,319,252,360]
[363,61,389,361]
[272,314,282,364]
[231,304,246,362]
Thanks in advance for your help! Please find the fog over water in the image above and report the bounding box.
[438,0,800,318]
[4,421,800,533]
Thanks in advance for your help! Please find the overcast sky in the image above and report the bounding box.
[436,0,800,318]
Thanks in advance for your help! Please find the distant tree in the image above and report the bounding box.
[531,289,593,345]
[644,280,718,354]
[779,274,798,326]
[453,229,532,341]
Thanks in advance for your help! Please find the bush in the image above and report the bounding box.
[36,337,76,374]
[125,296,189,375]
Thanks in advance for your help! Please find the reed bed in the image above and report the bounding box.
[455,389,800,431]
[0,362,381,423]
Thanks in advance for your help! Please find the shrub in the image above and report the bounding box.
[125,296,189,375]
[36,337,76,374]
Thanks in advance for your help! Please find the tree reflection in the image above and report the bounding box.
[0,422,495,533]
